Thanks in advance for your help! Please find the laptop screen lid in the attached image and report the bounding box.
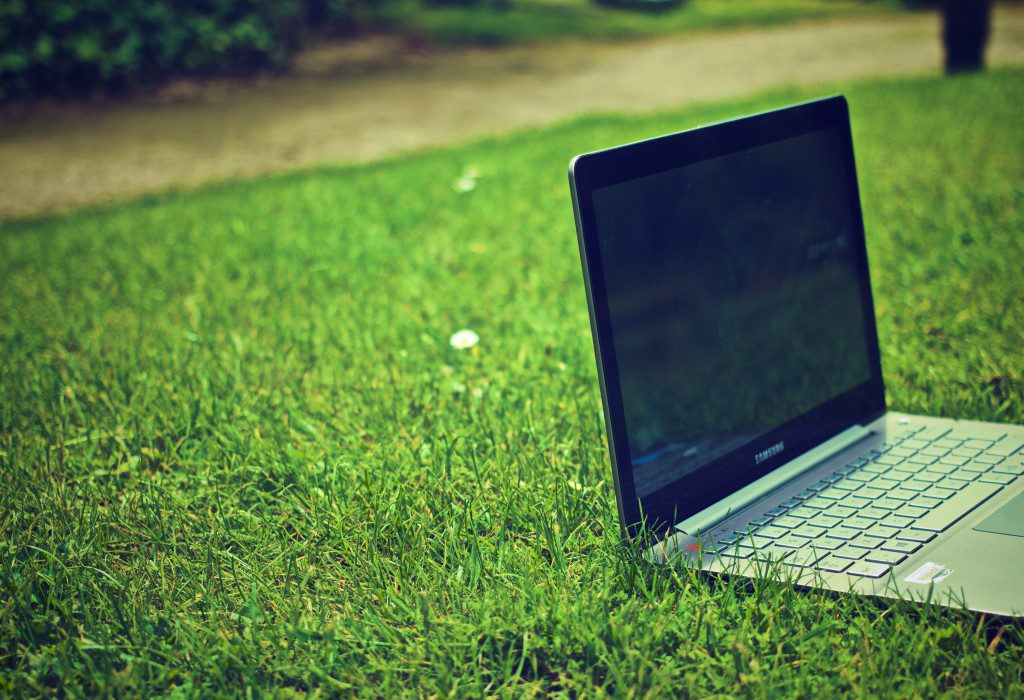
[569,96,886,541]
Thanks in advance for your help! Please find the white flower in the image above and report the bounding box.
[452,167,481,193]
[449,329,479,350]
[453,175,477,193]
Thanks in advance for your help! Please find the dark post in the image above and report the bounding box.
[942,0,992,74]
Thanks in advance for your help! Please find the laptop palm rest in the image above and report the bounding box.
[973,491,1024,538]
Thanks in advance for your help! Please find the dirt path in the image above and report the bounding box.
[3,7,1024,220]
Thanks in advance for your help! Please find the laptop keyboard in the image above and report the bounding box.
[705,426,1024,579]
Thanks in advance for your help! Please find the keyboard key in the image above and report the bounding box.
[788,506,818,519]
[952,450,982,460]
[993,463,1024,476]
[830,527,862,541]
[848,471,879,483]
[910,496,943,510]
[862,463,891,475]
[847,562,891,578]
[902,439,929,450]
[979,473,1016,485]
[865,550,907,566]
[739,533,777,549]
[881,539,922,554]
[866,524,901,540]
[815,555,852,573]
[974,454,1003,465]
[888,489,918,502]
[834,545,867,560]
[773,516,804,529]
[953,451,983,461]
[720,547,754,559]
[912,482,1002,532]
[861,485,892,497]
[964,439,994,450]
[900,480,931,492]
[807,515,843,529]
[756,525,792,539]
[900,505,929,519]
[927,487,957,500]
[833,479,863,492]
[939,455,970,466]
[859,508,890,520]
[792,525,827,540]
[914,472,943,483]
[920,446,948,457]
[879,514,914,529]
[774,535,808,549]
[989,437,1024,457]
[898,529,936,543]
[844,496,872,509]
[924,463,957,475]
[907,455,937,466]
[844,517,877,530]
[813,537,847,551]
[962,462,992,474]
[784,550,824,568]
[802,497,834,510]
[934,438,963,449]
[875,455,903,465]
[753,545,793,561]
[849,535,885,550]
[829,505,857,519]
[818,488,849,501]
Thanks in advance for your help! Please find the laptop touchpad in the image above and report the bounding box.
[973,490,1024,538]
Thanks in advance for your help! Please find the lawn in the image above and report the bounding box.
[2,68,1024,695]
[364,0,895,46]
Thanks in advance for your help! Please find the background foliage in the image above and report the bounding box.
[1,0,900,99]
[0,0,359,99]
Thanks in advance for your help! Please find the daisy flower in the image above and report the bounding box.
[449,329,479,350]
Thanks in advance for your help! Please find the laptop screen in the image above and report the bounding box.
[589,124,877,514]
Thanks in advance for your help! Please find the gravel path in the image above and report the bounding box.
[2,7,1023,220]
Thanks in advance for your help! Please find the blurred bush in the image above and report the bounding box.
[590,0,684,11]
[0,0,362,100]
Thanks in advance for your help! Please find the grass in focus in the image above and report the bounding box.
[2,68,1024,695]
[364,0,894,46]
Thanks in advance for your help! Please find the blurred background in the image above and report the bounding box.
[0,0,1021,220]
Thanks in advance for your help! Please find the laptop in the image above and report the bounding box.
[567,96,1024,617]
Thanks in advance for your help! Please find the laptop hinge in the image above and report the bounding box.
[673,424,873,537]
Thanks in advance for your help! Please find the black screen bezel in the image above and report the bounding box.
[568,96,886,541]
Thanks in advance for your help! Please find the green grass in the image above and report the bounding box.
[2,68,1024,695]
[364,0,895,46]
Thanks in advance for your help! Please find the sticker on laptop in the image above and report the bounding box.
[904,562,954,585]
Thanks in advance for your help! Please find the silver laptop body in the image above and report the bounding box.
[568,96,1024,617]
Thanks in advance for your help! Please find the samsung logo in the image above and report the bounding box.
[754,441,785,465]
